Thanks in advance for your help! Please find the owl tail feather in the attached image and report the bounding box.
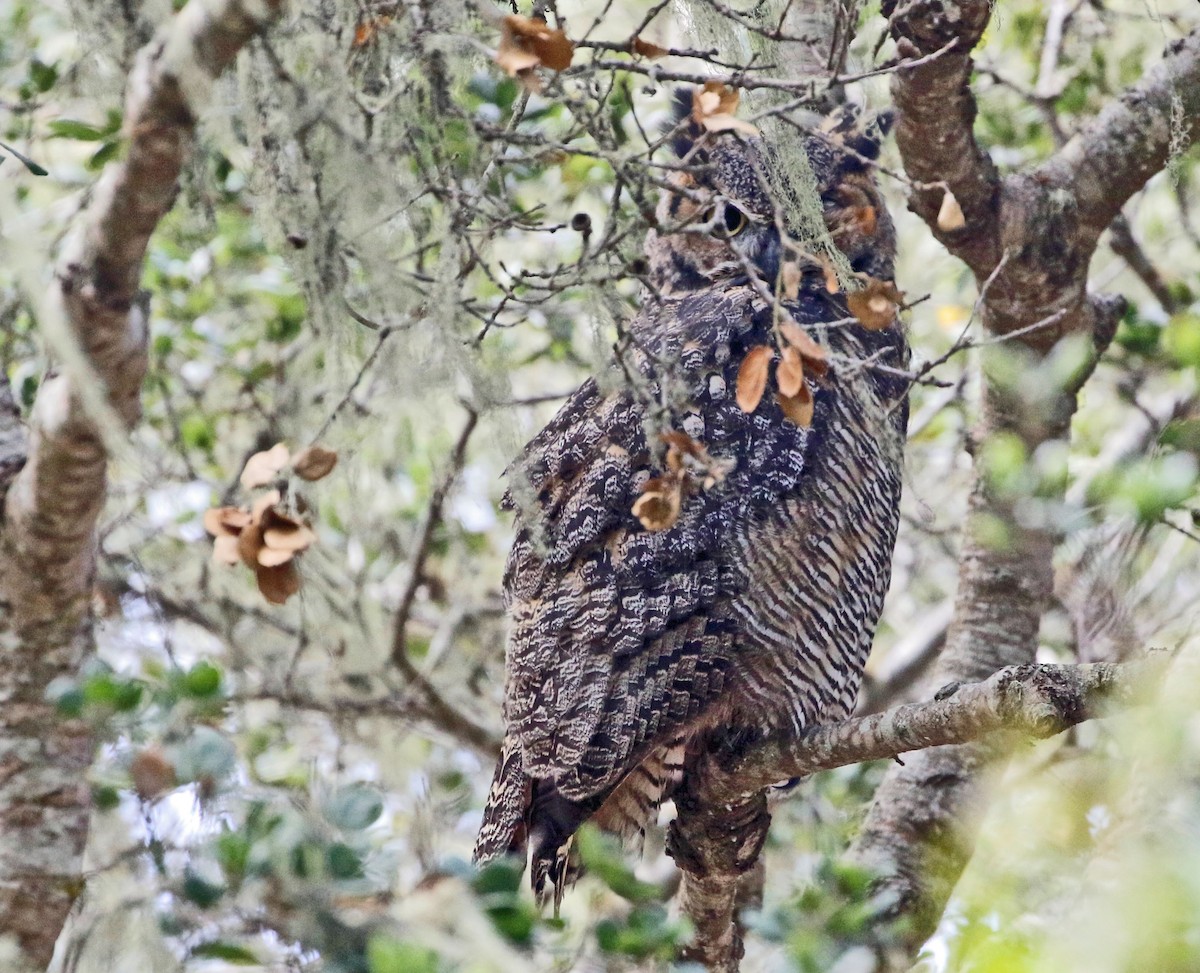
[475,738,686,909]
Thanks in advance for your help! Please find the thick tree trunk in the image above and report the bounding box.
[0,380,95,973]
[842,4,1199,962]
[846,373,1065,946]
[0,2,283,968]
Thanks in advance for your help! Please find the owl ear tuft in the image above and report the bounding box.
[817,104,893,168]
[668,86,707,159]
[849,108,894,161]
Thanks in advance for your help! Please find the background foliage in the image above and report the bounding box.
[1,0,1199,970]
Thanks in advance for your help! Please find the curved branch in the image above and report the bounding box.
[884,0,1000,273]
[0,2,283,968]
[670,657,1163,966]
[701,659,1161,804]
[1040,26,1200,245]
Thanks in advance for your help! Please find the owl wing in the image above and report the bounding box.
[501,286,828,802]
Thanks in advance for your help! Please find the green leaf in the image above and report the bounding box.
[29,59,58,93]
[595,904,681,959]
[324,784,385,831]
[471,858,523,896]
[216,831,251,886]
[83,673,140,710]
[1118,453,1198,523]
[180,414,216,452]
[174,727,237,784]
[978,432,1029,498]
[1164,314,1200,368]
[1114,317,1160,355]
[92,785,121,811]
[0,140,48,176]
[265,292,306,342]
[46,677,83,716]
[113,680,143,712]
[182,868,225,908]
[1161,418,1200,455]
[87,139,122,171]
[367,935,439,973]
[182,661,222,698]
[190,942,259,964]
[48,118,106,141]
[486,903,535,944]
[327,842,364,879]
[575,824,662,903]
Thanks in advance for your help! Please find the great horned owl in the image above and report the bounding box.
[474,93,908,899]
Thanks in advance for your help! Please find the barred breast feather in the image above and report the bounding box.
[474,273,909,896]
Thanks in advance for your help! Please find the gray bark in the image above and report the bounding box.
[0,1,283,969]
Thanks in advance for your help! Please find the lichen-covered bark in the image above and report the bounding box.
[0,1,282,968]
[670,653,1161,968]
[668,789,771,973]
[693,660,1161,808]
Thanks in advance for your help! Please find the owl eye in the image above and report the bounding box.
[722,204,748,236]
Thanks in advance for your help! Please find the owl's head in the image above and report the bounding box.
[643,90,894,295]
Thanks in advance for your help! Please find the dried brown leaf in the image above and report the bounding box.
[130,747,176,801]
[495,44,541,78]
[778,384,814,428]
[498,15,574,76]
[241,443,290,490]
[237,520,266,570]
[779,322,828,377]
[263,522,317,553]
[693,81,739,118]
[701,114,760,136]
[736,345,773,413]
[631,35,668,59]
[936,189,966,231]
[660,431,704,457]
[256,561,301,605]
[257,546,296,568]
[631,478,682,532]
[847,277,905,332]
[780,262,802,301]
[203,506,251,537]
[690,82,758,135]
[293,444,339,481]
[212,535,241,566]
[848,205,878,238]
[777,347,804,398]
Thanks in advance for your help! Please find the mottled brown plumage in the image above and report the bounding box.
[474,95,909,901]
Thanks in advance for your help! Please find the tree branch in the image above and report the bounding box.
[705,659,1161,804]
[1040,27,1200,244]
[0,1,282,968]
[819,4,1187,964]
[669,657,1162,967]
[883,0,1000,273]
[386,406,501,757]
